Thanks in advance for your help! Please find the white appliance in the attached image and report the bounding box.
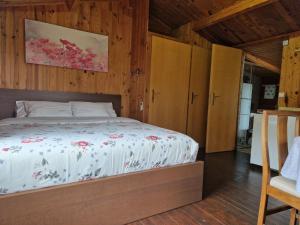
[238,83,252,131]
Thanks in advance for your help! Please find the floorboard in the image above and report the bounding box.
[128,152,290,225]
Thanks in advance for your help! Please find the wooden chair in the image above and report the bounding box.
[257,110,300,225]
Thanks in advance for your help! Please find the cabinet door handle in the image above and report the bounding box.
[152,89,155,103]
[212,92,221,106]
[152,89,160,103]
[191,92,199,104]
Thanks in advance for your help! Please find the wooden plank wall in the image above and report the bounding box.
[279,35,300,108]
[0,0,133,116]
[129,0,149,121]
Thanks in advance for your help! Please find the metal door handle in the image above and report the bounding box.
[152,89,155,103]
[152,89,160,103]
[191,92,199,104]
[212,92,221,105]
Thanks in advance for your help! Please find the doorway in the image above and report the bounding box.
[237,61,280,154]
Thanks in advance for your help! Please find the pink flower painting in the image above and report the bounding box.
[25,19,108,72]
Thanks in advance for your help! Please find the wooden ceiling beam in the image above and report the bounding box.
[0,0,118,8]
[192,0,278,31]
[0,0,64,7]
[273,2,299,31]
[245,52,280,73]
[235,30,300,48]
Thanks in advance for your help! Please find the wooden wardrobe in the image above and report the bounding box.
[148,35,211,147]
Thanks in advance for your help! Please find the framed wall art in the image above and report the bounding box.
[25,19,108,72]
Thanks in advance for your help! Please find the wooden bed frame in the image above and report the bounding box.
[0,88,204,225]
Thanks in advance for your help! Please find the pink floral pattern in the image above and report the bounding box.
[72,141,92,149]
[146,136,161,141]
[21,137,46,144]
[26,38,107,72]
[0,118,198,194]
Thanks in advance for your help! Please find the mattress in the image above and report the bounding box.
[0,117,198,194]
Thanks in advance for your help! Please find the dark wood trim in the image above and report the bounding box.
[266,205,291,216]
[0,88,122,119]
[0,161,204,225]
[235,31,300,48]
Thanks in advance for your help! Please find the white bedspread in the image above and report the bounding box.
[281,137,300,192]
[0,117,198,194]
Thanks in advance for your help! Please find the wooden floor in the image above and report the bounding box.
[129,152,290,225]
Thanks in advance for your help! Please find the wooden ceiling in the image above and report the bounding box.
[150,0,300,73]
[150,0,241,32]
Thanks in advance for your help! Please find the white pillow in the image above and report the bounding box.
[16,101,27,118]
[24,101,72,117]
[70,102,117,117]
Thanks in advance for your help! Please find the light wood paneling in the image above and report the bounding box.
[148,36,191,133]
[279,35,300,108]
[187,46,211,147]
[0,0,132,116]
[129,0,149,121]
[206,44,243,153]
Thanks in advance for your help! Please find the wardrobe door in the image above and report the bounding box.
[149,36,191,133]
[206,44,243,153]
[187,46,211,147]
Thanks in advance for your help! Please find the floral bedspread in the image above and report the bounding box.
[0,117,198,194]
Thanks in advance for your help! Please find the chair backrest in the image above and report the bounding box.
[261,111,300,182]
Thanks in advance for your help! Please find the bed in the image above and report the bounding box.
[0,89,204,225]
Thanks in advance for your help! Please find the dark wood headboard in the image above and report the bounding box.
[0,89,122,120]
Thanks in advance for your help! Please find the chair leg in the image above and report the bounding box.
[290,208,297,225]
[257,193,269,225]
